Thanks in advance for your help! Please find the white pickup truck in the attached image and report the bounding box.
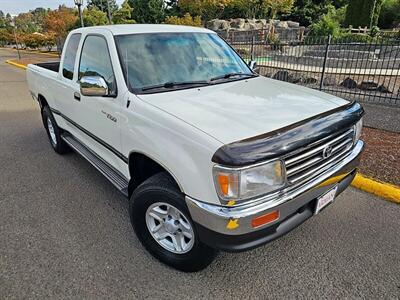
[27,25,364,272]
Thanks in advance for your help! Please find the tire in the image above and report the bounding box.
[41,106,70,154]
[129,172,218,272]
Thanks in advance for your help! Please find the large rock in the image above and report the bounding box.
[207,19,230,31]
[287,21,300,28]
[341,77,358,89]
[276,21,289,29]
[377,84,392,93]
[303,77,318,85]
[272,70,302,83]
[323,76,337,86]
[359,80,379,91]
[230,18,245,29]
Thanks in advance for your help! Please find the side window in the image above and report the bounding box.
[62,33,81,80]
[79,35,117,96]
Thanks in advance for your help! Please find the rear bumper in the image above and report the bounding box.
[186,140,364,252]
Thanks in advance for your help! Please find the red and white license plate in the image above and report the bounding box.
[315,186,338,214]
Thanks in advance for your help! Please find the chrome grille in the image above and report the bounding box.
[284,128,354,184]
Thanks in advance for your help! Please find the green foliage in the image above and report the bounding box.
[82,7,109,27]
[129,0,165,23]
[87,0,119,13]
[178,0,232,21]
[344,0,384,28]
[0,28,12,46]
[309,5,345,37]
[282,0,348,26]
[164,13,202,26]
[177,0,293,21]
[334,32,373,42]
[378,0,400,28]
[15,12,41,33]
[113,0,135,24]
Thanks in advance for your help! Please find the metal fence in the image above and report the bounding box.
[227,33,400,106]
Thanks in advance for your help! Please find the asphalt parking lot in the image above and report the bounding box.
[0,48,399,299]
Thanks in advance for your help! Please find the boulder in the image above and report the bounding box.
[377,84,392,93]
[231,18,245,29]
[341,77,358,89]
[276,21,289,29]
[272,70,301,83]
[207,19,230,31]
[323,76,337,86]
[273,70,290,81]
[303,77,318,85]
[359,80,379,91]
[287,21,300,28]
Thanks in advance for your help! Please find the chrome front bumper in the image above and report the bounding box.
[186,141,364,251]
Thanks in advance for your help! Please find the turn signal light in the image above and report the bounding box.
[217,174,230,196]
[251,210,279,228]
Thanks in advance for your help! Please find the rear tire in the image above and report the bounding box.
[41,106,70,154]
[129,172,218,272]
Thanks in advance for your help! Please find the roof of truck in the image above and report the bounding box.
[73,24,215,35]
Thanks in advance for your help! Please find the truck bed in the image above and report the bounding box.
[35,62,60,73]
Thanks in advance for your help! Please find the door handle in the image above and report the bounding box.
[74,92,81,101]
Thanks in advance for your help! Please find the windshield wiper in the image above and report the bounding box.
[141,80,210,92]
[210,72,258,82]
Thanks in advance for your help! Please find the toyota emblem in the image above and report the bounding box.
[322,145,333,159]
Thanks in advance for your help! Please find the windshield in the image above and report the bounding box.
[114,32,253,93]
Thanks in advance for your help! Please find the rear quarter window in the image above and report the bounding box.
[62,33,81,80]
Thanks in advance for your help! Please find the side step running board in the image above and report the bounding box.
[62,133,129,197]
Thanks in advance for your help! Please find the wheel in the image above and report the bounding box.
[129,172,218,272]
[41,106,70,154]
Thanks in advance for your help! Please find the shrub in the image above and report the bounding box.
[378,0,400,29]
[344,0,384,28]
[309,5,344,37]
[334,33,373,43]
[164,13,202,27]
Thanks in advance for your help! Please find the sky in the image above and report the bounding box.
[0,0,125,15]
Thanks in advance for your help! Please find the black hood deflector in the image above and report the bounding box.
[212,101,364,167]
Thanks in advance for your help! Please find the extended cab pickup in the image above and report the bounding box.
[27,25,364,272]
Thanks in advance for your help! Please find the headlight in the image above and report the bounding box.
[354,118,363,144]
[213,160,285,203]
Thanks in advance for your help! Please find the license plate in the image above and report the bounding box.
[315,186,338,214]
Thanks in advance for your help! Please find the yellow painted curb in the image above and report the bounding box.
[351,174,400,204]
[5,60,27,70]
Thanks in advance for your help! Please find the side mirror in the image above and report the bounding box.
[80,75,109,97]
[248,60,257,71]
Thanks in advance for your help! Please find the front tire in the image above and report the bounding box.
[41,106,70,154]
[129,172,218,272]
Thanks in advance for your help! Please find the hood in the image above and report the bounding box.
[138,76,349,144]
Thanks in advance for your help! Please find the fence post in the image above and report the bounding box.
[319,34,332,91]
[250,35,255,61]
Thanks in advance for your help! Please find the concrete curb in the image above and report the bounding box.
[5,60,27,70]
[9,48,60,57]
[351,174,400,204]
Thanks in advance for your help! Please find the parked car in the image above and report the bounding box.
[26,25,364,272]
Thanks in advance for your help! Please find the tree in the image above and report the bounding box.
[113,0,135,24]
[309,4,345,36]
[0,28,12,46]
[82,7,109,26]
[129,0,165,23]
[164,13,202,26]
[179,0,232,21]
[87,0,118,13]
[221,0,293,20]
[378,0,400,28]
[43,6,77,51]
[344,0,384,28]
[15,12,39,33]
